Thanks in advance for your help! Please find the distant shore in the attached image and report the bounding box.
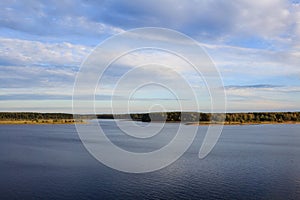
[1,111,300,125]
[1,119,300,126]
[0,112,87,125]
[186,121,300,126]
[0,119,85,125]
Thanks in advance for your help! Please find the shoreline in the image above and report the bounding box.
[0,119,86,125]
[120,119,300,126]
[186,121,300,126]
[1,119,300,126]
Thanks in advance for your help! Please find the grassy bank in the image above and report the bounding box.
[0,119,85,125]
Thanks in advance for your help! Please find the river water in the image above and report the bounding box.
[0,120,299,199]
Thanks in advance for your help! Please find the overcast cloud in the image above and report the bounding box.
[0,0,300,112]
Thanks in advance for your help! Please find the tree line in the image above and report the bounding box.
[1,112,300,124]
[124,112,300,123]
[224,112,300,123]
[0,112,74,121]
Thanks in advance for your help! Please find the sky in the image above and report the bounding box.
[1,0,300,113]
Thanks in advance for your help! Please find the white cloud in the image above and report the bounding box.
[224,85,300,111]
[232,0,291,37]
[0,37,92,66]
[1,0,300,112]
[203,42,300,79]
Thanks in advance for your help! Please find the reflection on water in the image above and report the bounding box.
[0,121,299,199]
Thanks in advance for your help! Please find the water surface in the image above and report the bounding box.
[0,121,299,199]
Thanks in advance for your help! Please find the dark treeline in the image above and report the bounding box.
[97,112,212,122]
[96,114,115,119]
[98,112,300,123]
[0,112,73,121]
[129,112,202,122]
[224,112,300,123]
[0,112,121,121]
[1,112,300,124]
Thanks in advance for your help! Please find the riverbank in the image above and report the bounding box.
[186,121,300,126]
[0,119,86,125]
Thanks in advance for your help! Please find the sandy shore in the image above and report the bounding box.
[0,119,86,125]
[1,119,299,125]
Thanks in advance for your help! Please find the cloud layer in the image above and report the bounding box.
[1,0,300,112]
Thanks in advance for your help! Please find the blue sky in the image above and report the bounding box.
[0,0,300,113]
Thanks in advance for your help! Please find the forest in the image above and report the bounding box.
[1,112,300,124]
[0,112,73,121]
[124,112,300,123]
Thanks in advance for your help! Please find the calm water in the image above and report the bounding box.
[0,121,300,199]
